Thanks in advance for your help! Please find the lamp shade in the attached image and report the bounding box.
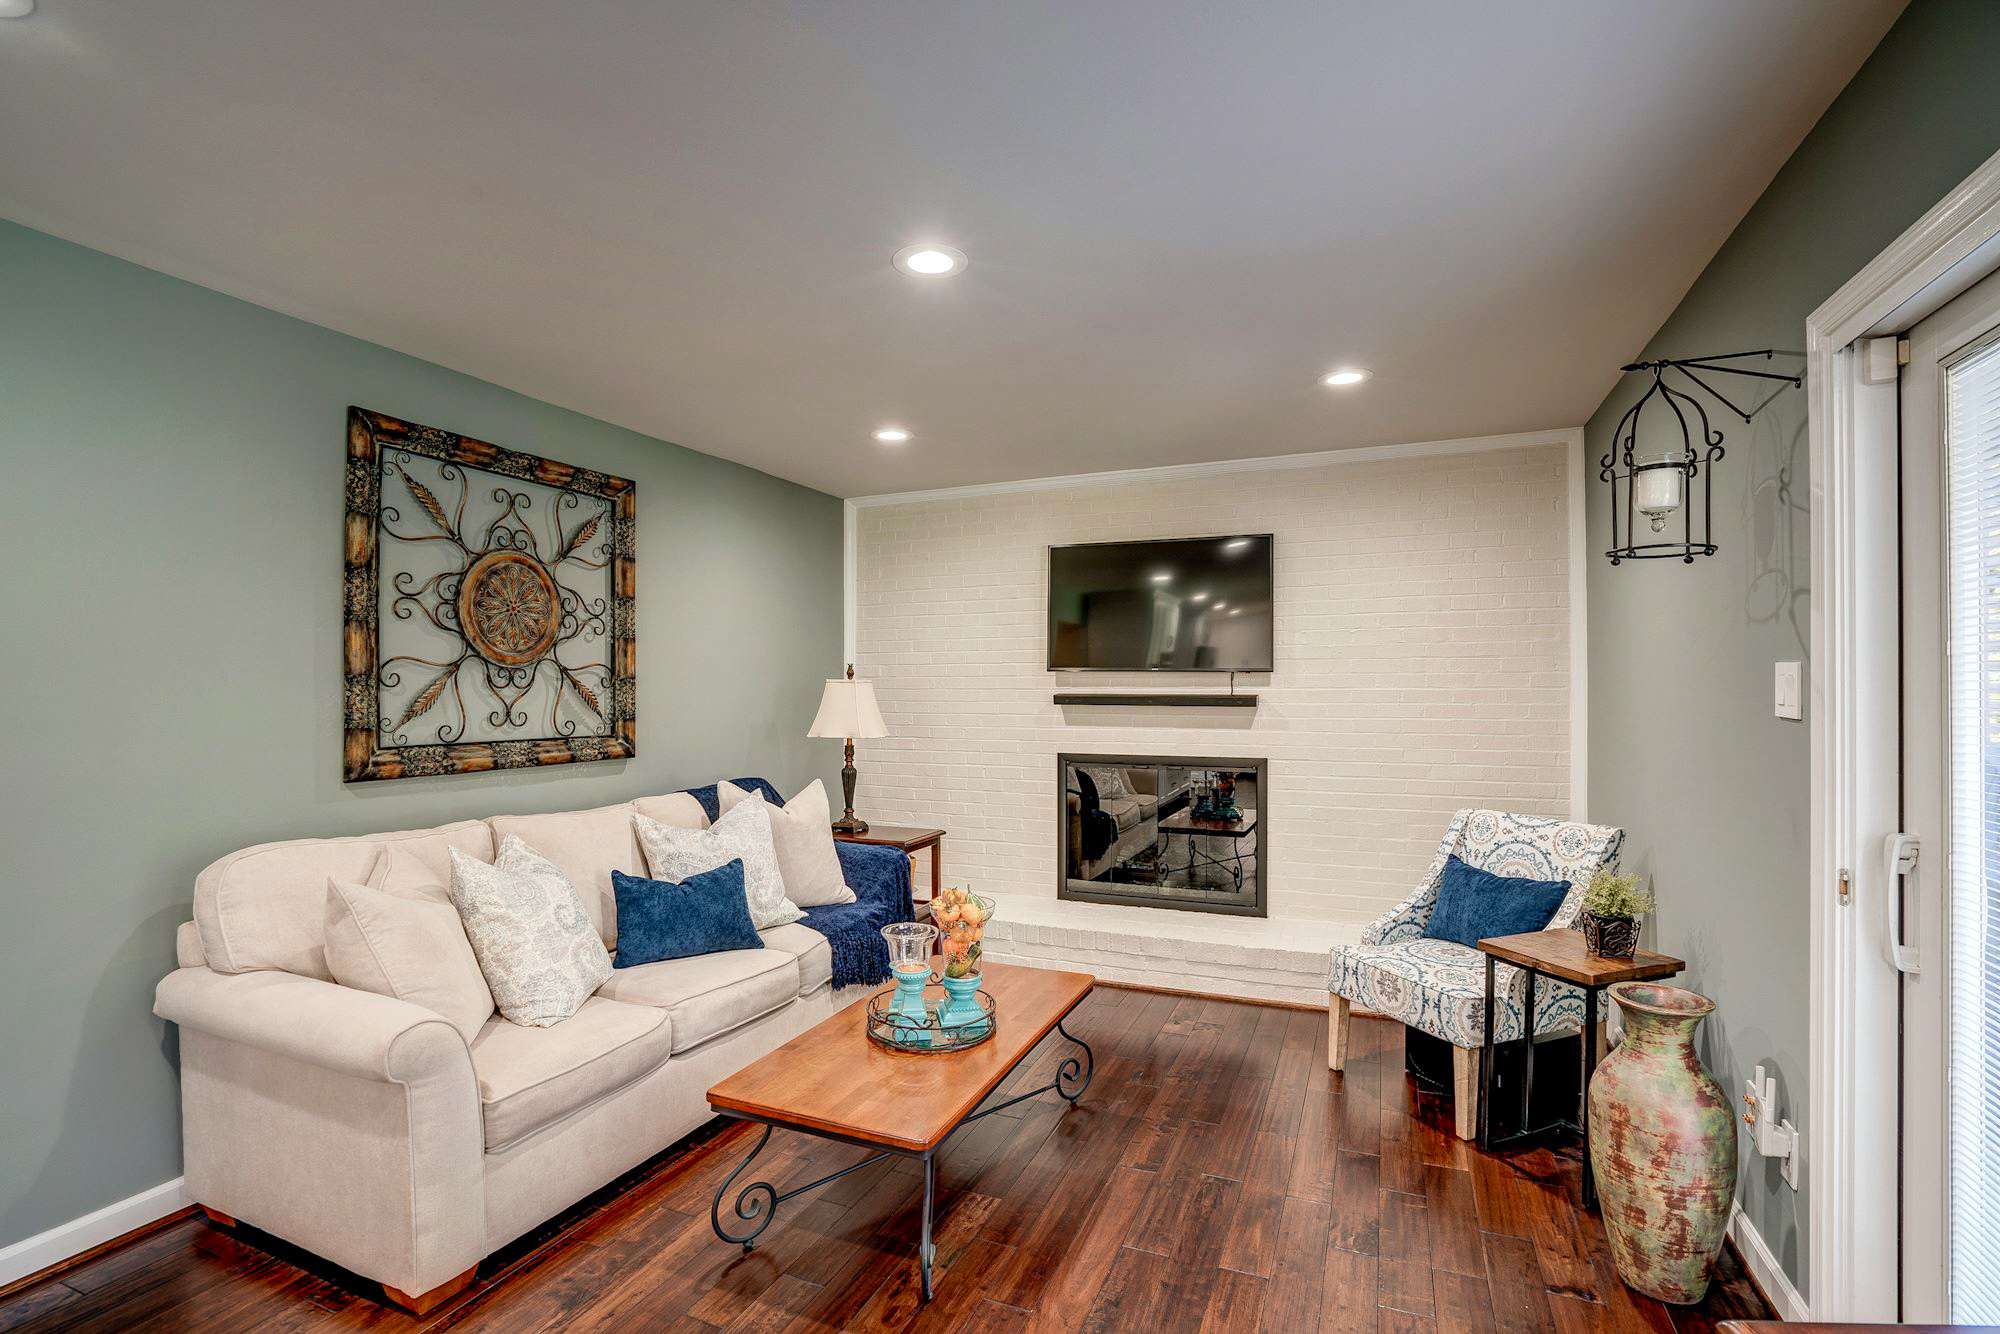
[808,676,888,739]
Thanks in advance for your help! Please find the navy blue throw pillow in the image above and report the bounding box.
[1419,854,1572,949]
[612,860,764,968]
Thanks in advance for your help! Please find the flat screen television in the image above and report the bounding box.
[1048,534,1274,672]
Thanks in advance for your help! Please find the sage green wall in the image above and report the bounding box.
[0,219,844,1251]
[1585,0,2000,1298]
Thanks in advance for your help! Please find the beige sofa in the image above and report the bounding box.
[153,787,884,1312]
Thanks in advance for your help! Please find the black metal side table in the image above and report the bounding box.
[1474,928,1684,1209]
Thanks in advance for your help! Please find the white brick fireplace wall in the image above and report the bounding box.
[848,432,1581,998]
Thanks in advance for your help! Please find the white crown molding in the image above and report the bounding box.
[0,1177,188,1290]
[846,427,1579,509]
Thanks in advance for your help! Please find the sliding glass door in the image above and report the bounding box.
[1899,264,2000,1323]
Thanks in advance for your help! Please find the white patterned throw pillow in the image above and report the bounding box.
[635,795,804,929]
[447,837,612,1027]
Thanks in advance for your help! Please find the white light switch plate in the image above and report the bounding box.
[1774,661,1803,720]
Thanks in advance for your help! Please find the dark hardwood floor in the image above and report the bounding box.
[0,988,1771,1332]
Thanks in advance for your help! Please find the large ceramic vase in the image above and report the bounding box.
[1587,982,1736,1305]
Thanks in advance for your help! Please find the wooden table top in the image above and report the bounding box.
[706,961,1094,1153]
[1157,806,1258,836]
[1476,928,1684,987]
[832,824,945,850]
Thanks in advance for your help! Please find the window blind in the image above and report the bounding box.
[1946,336,2000,1324]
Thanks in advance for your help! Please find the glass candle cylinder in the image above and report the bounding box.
[1633,461,1686,532]
[881,922,937,977]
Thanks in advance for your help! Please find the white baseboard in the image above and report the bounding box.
[1729,1202,1809,1321]
[0,1178,189,1290]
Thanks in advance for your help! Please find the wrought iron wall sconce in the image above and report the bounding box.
[1601,350,1802,564]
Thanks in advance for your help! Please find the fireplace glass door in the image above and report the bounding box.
[1058,753,1266,916]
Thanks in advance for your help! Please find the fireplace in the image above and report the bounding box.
[1058,753,1266,916]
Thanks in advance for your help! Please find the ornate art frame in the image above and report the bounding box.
[342,407,636,782]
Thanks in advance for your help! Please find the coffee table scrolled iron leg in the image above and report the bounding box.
[919,1154,936,1300]
[711,1124,777,1249]
[1054,1017,1094,1103]
[711,1123,896,1251]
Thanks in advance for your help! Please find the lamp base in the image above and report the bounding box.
[831,816,870,836]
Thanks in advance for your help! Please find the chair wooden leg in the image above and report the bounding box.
[1328,995,1352,1071]
[382,1267,477,1316]
[199,1206,236,1229]
[1452,1045,1480,1141]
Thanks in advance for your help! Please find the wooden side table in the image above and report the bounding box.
[833,824,945,903]
[1475,928,1684,1208]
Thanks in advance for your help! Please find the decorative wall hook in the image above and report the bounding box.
[1600,350,1803,564]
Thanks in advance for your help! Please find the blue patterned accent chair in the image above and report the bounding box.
[1326,809,1626,1139]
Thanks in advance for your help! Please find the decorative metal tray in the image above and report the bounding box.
[865,986,997,1053]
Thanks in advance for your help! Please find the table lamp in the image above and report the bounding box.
[808,664,888,834]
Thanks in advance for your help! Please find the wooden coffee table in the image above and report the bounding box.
[705,961,1096,1300]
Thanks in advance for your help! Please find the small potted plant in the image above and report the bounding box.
[1578,870,1653,959]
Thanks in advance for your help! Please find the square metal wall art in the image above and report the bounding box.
[343,407,636,782]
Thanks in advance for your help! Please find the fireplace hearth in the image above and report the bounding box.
[1058,752,1267,917]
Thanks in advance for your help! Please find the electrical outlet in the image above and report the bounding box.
[1744,1064,1801,1189]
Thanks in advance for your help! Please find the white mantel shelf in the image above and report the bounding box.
[978,892,1360,1007]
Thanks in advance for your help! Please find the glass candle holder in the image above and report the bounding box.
[880,922,938,1043]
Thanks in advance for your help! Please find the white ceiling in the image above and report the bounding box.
[0,1,1902,498]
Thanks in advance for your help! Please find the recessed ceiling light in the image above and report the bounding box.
[1213,601,1228,611]
[873,427,911,444]
[1321,367,1372,387]
[1150,571,1172,583]
[893,243,968,278]
[1229,608,1243,616]
[1190,591,1210,603]
[0,0,35,17]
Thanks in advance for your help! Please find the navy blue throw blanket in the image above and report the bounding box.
[815,843,914,986]
[685,776,913,986]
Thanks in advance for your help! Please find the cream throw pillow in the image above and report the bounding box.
[635,796,803,929]
[324,879,495,1044]
[766,781,855,907]
[447,837,612,1028]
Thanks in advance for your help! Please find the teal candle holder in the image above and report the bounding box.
[880,922,939,1048]
[938,974,990,1039]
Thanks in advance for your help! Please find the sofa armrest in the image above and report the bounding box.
[155,966,485,1298]
[836,840,915,921]
[155,965,468,1084]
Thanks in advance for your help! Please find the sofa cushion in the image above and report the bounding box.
[174,920,206,969]
[715,779,755,816]
[325,879,495,1044]
[632,791,709,831]
[636,799,802,930]
[469,997,673,1151]
[194,821,494,979]
[611,862,763,968]
[758,921,833,996]
[594,948,801,1053]
[487,803,646,947]
[449,838,613,1028]
[765,782,856,908]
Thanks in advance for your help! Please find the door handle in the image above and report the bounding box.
[1883,832,1921,974]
